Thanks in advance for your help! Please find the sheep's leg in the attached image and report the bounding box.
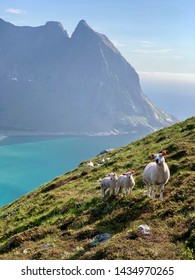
[147,184,151,197]
[101,186,105,198]
[151,185,156,199]
[129,187,132,195]
[115,184,119,195]
[124,186,128,196]
[110,186,114,196]
[159,184,164,201]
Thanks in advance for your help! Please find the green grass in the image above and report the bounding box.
[0,117,194,260]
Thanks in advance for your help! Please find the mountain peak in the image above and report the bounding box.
[71,20,120,55]
[45,21,64,30]
[76,19,92,30]
[78,19,88,26]
[0,18,176,135]
[71,19,96,39]
[44,21,69,37]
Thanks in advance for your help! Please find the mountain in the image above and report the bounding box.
[0,18,176,135]
[0,117,194,260]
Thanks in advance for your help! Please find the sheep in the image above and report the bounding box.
[143,150,170,201]
[100,173,118,198]
[115,170,135,196]
[87,160,94,167]
[99,157,110,164]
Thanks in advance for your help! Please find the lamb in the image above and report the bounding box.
[115,170,135,196]
[143,150,170,201]
[100,173,118,198]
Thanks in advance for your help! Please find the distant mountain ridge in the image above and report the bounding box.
[0,19,177,135]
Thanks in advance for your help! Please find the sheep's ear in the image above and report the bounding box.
[150,153,155,159]
[130,170,135,174]
[123,173,126,175]
[162,150,167,156]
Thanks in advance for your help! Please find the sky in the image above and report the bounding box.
[0,0,194,119]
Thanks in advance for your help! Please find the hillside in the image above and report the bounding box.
[0,117,194,260]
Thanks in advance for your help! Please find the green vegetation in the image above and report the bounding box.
[0,117,194,260]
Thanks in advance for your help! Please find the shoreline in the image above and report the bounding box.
[0,130,137,137]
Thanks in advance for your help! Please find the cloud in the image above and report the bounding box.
[140,40,153,46]
[5,8,26,15]
[138,71,195,83]
[132,48,172,54]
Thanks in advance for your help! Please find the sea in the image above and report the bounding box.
[0,133,144,207]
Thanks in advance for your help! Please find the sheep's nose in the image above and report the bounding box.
[156,159,159,164]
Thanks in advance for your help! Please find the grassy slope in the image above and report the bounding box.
[0,117,194,260]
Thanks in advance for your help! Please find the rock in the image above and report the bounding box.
[23,249,28,254]
[98,149,114,156]
[42,244,52,250]
[90,233,112,247]
[138,224,151,235]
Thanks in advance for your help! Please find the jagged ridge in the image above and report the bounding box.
[0,19,176,135]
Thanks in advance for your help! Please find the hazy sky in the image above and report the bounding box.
[1,0,194,73]
[0,0,194,119]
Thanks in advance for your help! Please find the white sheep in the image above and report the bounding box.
[99,157,110,164]
[143,150,170,200]
[87,160,94,167]
[100,173,118,198]
[115,170,135,196]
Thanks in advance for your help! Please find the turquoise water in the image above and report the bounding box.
[0,134,142,207]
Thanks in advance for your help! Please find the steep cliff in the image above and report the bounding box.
[0,19,176,134]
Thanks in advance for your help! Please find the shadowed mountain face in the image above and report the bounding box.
[0,19,176,135]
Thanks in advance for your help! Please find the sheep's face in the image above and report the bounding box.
[150,150,166,165]
[124,170,135,179]
[109,173,118,181]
